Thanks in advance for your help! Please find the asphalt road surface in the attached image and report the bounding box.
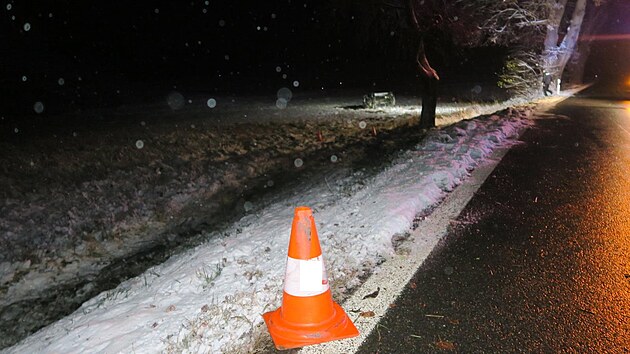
[357,86,630,353]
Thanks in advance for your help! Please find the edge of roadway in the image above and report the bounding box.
[299,90,580,354]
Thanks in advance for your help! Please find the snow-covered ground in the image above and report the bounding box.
[0,90,516,347]
[3,93,543,353]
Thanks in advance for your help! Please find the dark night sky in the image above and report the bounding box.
[2,2,348,99]
[0,1,511,115]
[1,2,358,113]
[2,1,628,118]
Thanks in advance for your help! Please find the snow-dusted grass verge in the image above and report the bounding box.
[3,104,535,354]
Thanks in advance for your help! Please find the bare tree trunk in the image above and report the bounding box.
[565,0,608,84]
[543,0,588,84]
[567,44,591,83]
[416,37,439,128]
[556,0,587,76]
[420,75,438,128]
[544,0,569,50]
[409,0,440,129]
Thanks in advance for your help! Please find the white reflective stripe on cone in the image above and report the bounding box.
[284,255,329,297]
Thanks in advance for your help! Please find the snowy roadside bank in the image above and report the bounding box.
[1,91,430,347]
[4,99,541,353]
[0,91,528,348]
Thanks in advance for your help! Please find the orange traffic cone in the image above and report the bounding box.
[263,206,359,350]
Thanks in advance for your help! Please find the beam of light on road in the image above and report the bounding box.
[580,34,630,41]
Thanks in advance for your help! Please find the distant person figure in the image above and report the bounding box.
[543,71,553,96]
